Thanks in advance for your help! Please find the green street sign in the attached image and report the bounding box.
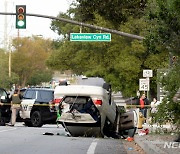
[70,33,111,42]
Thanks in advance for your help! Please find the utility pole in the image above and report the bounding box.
[8,48,11,78]
[4,1,11,78]
[18,29,20,38]
[4,0,8,50]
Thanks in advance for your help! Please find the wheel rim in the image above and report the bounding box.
[31,112,40,126]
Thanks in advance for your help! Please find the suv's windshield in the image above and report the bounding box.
[23,89,54,102]
[37,90,54,102]
[23,90,36,99]
[0,88,8,98]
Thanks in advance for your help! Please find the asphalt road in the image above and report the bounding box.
[0,122,127,154]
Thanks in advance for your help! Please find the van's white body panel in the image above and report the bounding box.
[55,85,138,137]
[55,85,117,124]
[54,85,117,136]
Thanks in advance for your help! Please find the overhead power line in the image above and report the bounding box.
[0,12,145,40]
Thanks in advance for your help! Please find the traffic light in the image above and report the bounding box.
[16,5,26,29]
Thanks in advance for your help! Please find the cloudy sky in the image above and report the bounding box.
[0,0,72,48]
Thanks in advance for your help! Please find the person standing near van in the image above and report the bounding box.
[151,97,160,114]
[7,88,22,126]
[137,93,149,119]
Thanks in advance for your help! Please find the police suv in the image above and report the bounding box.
[20,88,57,127]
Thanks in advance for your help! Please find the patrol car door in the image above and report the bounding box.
[0,89,11,120]
[20,90,36,119]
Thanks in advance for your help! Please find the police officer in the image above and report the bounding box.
[7,88,22,126]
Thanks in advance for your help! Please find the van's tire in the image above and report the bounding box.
[31,111,43,127]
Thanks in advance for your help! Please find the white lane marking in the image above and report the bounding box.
[87,139,99,154]
[0,128,17,133]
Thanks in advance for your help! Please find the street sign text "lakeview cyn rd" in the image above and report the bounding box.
[70,33,111,42]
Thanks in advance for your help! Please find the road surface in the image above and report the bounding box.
[0,122,128,154]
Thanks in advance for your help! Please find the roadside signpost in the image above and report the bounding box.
[70,33,111,42]
[139,69,153,99]
[139,78,149,91]
[139,70,153,120]
[143,70,153,78]
[157,69,168,102]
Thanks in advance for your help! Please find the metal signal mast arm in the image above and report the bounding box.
[0,12,145,40]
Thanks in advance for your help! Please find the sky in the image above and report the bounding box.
[0,0,72,49]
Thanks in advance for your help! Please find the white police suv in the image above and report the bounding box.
[20,88,57,127]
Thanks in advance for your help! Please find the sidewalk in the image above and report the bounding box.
[134,124,180,154]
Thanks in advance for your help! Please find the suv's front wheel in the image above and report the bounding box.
[24,121,32,127]
[31,111,43,127]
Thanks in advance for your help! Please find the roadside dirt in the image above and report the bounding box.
[143,134,180,154]
[145,133,176,142]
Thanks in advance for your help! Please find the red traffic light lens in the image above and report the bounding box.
[18,7,24,14]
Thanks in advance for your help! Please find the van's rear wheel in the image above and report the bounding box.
[31,111,43,127]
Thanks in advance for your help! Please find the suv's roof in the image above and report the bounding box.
[29,86,51,88]
[0,88,7,91]
[26,88,54,91]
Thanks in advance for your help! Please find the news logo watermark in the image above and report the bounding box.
[164,142,180,148]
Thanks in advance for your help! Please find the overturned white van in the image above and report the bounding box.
[54,77,138,138]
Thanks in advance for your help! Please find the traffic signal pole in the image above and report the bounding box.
[0,12,144,40]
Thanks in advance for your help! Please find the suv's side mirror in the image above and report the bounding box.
[1,96,5,100]
[1,96,6,102]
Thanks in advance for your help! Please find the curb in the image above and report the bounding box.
[134,135,166,154]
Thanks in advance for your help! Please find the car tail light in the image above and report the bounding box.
[53,98,62,104]
[93,99,103,106]
[49,98,63,112]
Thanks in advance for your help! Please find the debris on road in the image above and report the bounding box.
[125,137,134,142]
[43,132,54,136]
[138,128,149,136]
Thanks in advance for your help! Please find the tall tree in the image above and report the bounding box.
[145,0,180,126]
[75,0,148,26]
[12,36,53,86]
[0,49,18,89]
[48,0,170,97]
